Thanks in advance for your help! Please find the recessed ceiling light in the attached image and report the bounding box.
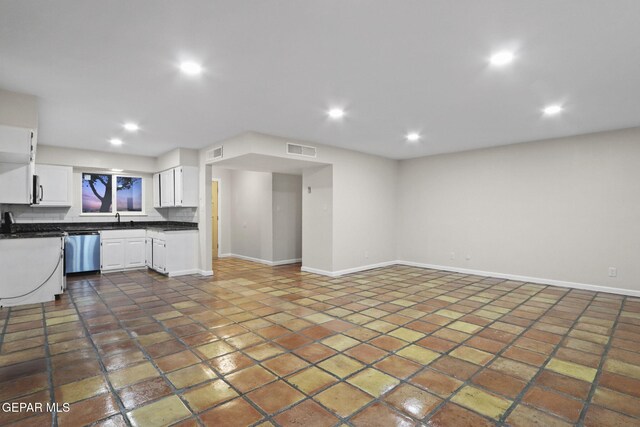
[109,138,123,146]
[406,132,421,142]
[327,108,345,119]
[123,122,139,132]
[111,168,123,172]
[179,61,203,75]
[543,105,563,115]
[489,51,515,66]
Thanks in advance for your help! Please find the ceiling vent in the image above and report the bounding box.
[206,146,223,161]
[287,142,316,158]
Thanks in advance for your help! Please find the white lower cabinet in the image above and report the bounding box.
[100,230,147,272]
[125,238,146,268]
[147,229,198,276]
[101,238,125,270]
[152,238,167,273]
[145,237,153,268]
[100,228,197,276]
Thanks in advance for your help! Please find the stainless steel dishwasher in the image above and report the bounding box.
[65,232,101,273]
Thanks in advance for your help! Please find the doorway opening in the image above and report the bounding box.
[211,179,219,259]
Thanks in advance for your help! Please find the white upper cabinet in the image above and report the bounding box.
[0,163,32,204]
[152,173,161,208]
[160,169,175,207]
[0,124,35,163]
[174,166,198,207]
[0,125,36,204]
[156,166,198,208]
[34,164,73,207]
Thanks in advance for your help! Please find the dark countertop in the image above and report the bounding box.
[0,231,67,240]
[0,221,198,239]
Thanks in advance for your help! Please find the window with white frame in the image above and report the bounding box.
[82,173,144,214]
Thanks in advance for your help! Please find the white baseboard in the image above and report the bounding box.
[220,253,270,265]
[331,260,398,277]
[218,255,640,298]
[220,253,301,267]
[396,260,640,298]
[168,269,200,277]
[301,260,397,278]
[300,266,335,276]
[102,266,146,274]
[198,270,214,276]
[272,258,302,266]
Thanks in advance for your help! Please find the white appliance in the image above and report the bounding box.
[0,236,65,307]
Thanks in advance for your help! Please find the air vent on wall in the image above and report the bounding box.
[206,146,223,161]
[286,142,316,158]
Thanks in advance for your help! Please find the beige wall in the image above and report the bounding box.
[38,145,157,173]
[229,170,274,261]
[157,148,199,171]
[332,148,397,272]
[0,88,38,128]
[211,169,303,264]
[302,166,333,272]
[273,173,302,262]
[397,127,640,294]
[201,132,398,275]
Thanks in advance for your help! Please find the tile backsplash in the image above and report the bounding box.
[0,203,197,224]
[164,207,199,222]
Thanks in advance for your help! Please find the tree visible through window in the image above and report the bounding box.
[82,173,143,214]
[117,177,142,212]
[83,174,112,213]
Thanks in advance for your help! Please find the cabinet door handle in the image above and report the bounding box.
[40,185,44,201]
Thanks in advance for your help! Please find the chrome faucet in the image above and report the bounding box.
[115,212,120,223]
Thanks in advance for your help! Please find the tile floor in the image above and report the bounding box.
[1,258,640,426]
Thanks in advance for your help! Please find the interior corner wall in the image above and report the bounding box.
[397,127,640,293]
[302,165,333,272]
[229,169,274,262]
[272,173,302,263]
[331,152,398,272]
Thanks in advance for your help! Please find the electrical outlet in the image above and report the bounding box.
[608,267,617,278]
[364,251,369,259]
[465,255,471,261]
[450,252,456,260]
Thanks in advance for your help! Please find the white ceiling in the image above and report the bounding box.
[1,1,639,159]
